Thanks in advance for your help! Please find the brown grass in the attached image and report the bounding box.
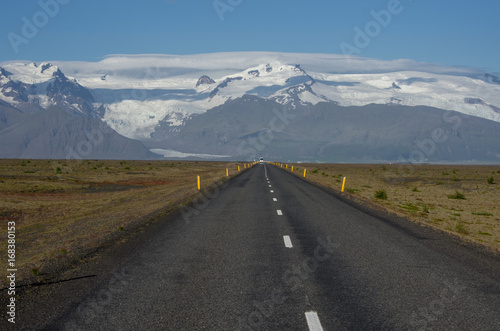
[284,163,500,253]
[0,159,250,287]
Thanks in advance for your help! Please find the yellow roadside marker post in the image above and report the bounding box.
[291,166,294,172]
[197,176,201,190]
[238,165,240,172]
[341,177,346,192]
[226,169,229,177]
[304,169,307,177]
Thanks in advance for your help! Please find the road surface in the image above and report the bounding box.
[9,163,500,330]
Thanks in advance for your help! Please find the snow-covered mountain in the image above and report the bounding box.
[2,52,500,141]
[0,62,157,159]
[1,52,500,162]
[0,62,101,117]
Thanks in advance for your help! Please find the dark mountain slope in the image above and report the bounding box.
[0,106,158,160]
[160,95,500,163]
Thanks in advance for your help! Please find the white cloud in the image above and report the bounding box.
[3,52,482,78]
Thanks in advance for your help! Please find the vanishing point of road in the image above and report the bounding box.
[10,163,500,330]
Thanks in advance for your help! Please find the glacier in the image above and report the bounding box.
[2,52,500,141]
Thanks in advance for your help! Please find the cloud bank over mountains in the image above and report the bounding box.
[47,52,488,77]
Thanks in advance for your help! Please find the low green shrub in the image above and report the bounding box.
[375,189,388,200]
[448,191,465,200]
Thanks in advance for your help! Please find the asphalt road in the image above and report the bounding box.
[8,163,500,330]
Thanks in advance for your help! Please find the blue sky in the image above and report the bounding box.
[1,0,499,72]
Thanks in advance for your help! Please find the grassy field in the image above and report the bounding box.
[282,163,500,253]
[0,159,249,287]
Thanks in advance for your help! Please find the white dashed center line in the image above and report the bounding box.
[305,311,324,331]
[273,198,277,201]
[283,235,293,248]
[269,185,272,187]
[270,190,274,193]
[277,210,283,215]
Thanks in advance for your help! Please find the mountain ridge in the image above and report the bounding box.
[155,95,500,163]
[1,53,500,162]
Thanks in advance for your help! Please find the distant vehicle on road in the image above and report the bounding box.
[259,157,264,163]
